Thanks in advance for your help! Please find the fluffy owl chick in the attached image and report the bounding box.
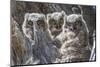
[59,12,90,62]
[28,13,60,64]
[47,11,66,39]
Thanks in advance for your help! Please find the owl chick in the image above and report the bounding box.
[47,11,66,39]
[59,7,90,62]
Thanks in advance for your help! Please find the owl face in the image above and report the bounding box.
[64,14,83,33]
[29,13,47,31]
[47,11,65,38]
[23,13,48,41]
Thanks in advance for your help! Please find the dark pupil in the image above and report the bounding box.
[76,20,82,26]
[37,20,45,26]
[75,22,81,28]
[28,21,33,25]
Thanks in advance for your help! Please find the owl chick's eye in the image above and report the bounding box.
[75,22,82,29]
[37,20,45,26]
[25,20,33,28]
[37,20,41,25]
[37,19,47,30]
[28,20,33,26]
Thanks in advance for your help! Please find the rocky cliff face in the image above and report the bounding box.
[11,0,96,66]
